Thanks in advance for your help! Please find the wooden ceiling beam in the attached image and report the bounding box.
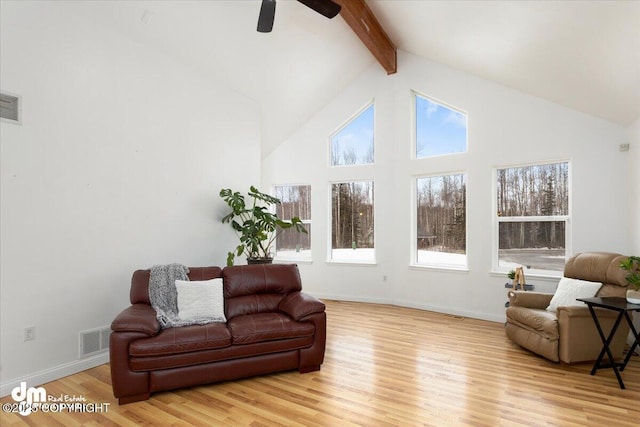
[335,0,397,75]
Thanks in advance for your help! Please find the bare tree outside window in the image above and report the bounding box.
[330,104,374,166]
[416,174,466,267]
[274,185,311,260]
[496,162,569,273]
[331,181,374,262]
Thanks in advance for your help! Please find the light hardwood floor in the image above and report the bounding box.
[1,300,638,426]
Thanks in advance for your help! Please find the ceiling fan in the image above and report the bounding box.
[257,0,342,33]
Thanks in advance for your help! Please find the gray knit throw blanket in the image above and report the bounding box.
[148,263,190,328]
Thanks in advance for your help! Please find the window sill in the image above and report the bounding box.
[490,270,561,282]
[275,258,313,265]
[326,260,377,267]
[409,264,469,273]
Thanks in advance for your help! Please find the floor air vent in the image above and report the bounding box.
[80,327,111,358]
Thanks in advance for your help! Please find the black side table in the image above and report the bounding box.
[577,297,640,389]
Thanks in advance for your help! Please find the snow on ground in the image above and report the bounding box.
[277,248,467,266]
[276,248,563,271]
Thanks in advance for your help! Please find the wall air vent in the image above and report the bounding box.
[1,92,21,124]
[80,326,111,358]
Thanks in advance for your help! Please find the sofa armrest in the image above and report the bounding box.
[111,304,160,336]
[508,291,553,309]
[279,292,325,321]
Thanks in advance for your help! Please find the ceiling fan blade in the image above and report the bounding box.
[297,0,341,19]
[257,0,276,33]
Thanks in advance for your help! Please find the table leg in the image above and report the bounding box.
[587,305,626,389]
[619,311,640,372]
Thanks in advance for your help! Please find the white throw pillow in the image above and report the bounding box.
[175,278,226,324]
[546,277,602,312]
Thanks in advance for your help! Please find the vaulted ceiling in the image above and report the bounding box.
[58,1,640,156]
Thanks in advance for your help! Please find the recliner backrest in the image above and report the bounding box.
[564,252,628,297]
[223,264,302,319]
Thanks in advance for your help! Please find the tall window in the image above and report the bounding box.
[415,174,467,268]
[274,185,311,261]
[496,161,569,274]
[330,103,374,166]
[331,181,374,262]
[415,93,467,158]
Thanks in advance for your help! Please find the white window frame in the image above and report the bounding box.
[327,180,376,265]
[410,172,468,271]
[329,100,375,168]
[412,90,467,160]
[492,160,571,278]
[272,184,312,263]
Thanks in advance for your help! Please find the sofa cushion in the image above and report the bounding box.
[546,277,602,312]
[223,264,302,319]
[228,313,315,345]
[130,266,223,305]
[130,336,313,371]
[130,323,231,357]
[506,306,559,340]
[175,278,226,324]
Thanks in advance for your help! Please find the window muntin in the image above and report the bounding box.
[496,162,569,274]
[415,174,467,268]
[415,93,467,158]
[330,103,374,166]
[330,181,375,262]
[274,185,311,260]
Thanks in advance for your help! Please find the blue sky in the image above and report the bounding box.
[331,104,374,166]
[415,95,467,158]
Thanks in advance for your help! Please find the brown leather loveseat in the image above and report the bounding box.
[109,263,326,404]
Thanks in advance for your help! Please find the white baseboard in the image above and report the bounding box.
[313,293,393,305]
[0,352,109,398]
[316,294,505,323]
[392,299,505,323]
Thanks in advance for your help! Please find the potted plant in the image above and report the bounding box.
[220,186,307,266]
[620,256,640,303]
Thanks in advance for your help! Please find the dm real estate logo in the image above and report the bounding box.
[4,381,110,417]
[9,382,46,416]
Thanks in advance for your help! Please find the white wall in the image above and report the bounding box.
[0,2,260,394]
[629,117,640,254]
[263,50,632,321]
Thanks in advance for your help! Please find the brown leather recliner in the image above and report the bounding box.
[505,252,630,363]
[110,263,326,404]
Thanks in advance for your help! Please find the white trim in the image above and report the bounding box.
[408,264,469,273]
[327,179,376,263]
[411,90,468,160]
[392,299,504,323]
[492,160,571,275]
[329,100,376,167]
[412,171,468,269]
[313,294,393,305]
[272,183,313,260]
[0,352,109,398]
[314,295,504,324]
[325,259,377,266]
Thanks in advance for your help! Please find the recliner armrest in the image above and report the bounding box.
[508,291,553,309]
[557,305,621,319]
[111,304,160,336]
[279,292,325,321]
